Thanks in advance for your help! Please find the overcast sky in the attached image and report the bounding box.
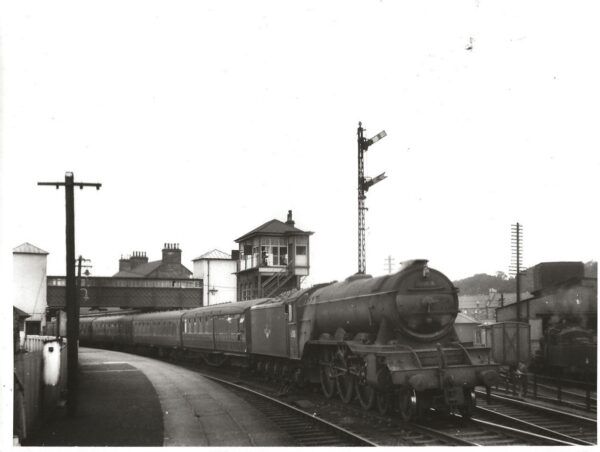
[1,0,599,287]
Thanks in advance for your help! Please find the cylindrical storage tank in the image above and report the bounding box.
[42,340,62,386]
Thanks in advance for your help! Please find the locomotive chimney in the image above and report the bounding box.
[285,210,295,227]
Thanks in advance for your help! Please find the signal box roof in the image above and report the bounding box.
[235,219,313,243]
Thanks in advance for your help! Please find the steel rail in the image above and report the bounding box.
[475,390,596,445]
[199,373,378,447]
[467,416,575,446]
[476,389,597,424]
[475,405,593,446]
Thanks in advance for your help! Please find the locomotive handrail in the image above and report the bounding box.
[406,286,449,292]
[310,290,398,304]
[450,341,473,365]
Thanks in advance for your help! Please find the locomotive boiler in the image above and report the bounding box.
[301,259,457,342]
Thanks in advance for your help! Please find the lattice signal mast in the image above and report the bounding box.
[357,122,387,274]
[509,222,525,321]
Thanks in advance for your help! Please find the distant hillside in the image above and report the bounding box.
[455,261,596,296]
[453,273,516,296]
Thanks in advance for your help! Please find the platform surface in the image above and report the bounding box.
[25,347,294,446]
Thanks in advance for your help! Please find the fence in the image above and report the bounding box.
[495,368,596,412]
[13,336,68,443]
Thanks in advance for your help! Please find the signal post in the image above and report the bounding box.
[357,122,387,274]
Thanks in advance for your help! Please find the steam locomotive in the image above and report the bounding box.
[78,260,500,420]
[533,323,596,379]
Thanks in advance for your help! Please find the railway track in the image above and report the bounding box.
[110,351,593,446]
[475,390,597,445]
[199,374,376,447]
[419,414,574,446]
[197,366,580,446]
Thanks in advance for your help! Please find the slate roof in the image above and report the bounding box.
[13,306,31,318]
[13,242,49,255]
[192,249,231,261]
[235,219,312,242]
[112,261,164,278]
[459,293,519,309]
[455,312,480,324]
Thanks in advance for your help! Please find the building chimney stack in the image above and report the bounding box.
[162,242,182,265]
[119,255,132,272]
[129,251,148,268]
[285,210,295,227]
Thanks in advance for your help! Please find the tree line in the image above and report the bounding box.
[454,261,596,296]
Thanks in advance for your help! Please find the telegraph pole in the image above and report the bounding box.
[357,122,387,274]
[38,172,101,416]
[384,255,395,274]
[510,223,524,322]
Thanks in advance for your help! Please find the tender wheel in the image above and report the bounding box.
[336,374,355,403]
[319,352,336,399]
[398,387,417,422]
[356,383,376,410]
[376,390,392,415]
[459,389,476,418]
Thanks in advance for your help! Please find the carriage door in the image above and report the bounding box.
[286,303,299,359]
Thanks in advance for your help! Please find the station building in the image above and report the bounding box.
[44,211,313,314]
[47,243,202,310]
[235,210,313,300]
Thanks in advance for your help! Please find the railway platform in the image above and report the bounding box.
[24,347,295,446]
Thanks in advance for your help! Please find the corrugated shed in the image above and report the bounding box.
[193,249,231,261]
[13,242,49,255]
